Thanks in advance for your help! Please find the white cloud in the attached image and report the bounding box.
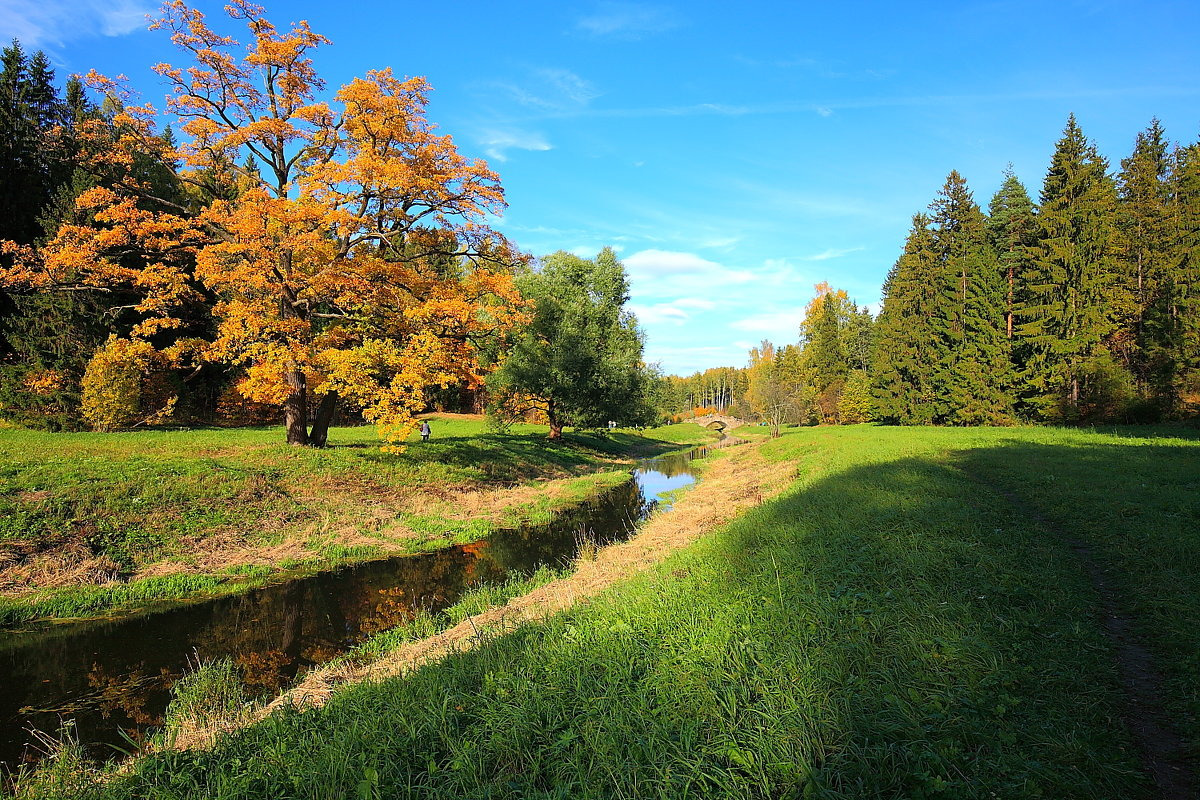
[537,68,599,106]
[576,3,679,39]
[487,68,599,112]
[477,129,552,162]
[0,0,152,47]
[629,297,717,326]
[629,302,690,326]
[729,311,804,343]
[674,297,717,310]
[643,344,750,374]
[624,249,753,280]
[799,246,865,261]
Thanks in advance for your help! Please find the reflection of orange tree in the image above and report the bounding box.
[300,643,341,665]
[85,662,176,726]
[357,587,419,636]
[234,650,291,692]
[335,548,474,634]
[459,540,489,585]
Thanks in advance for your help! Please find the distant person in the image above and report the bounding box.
[420,420,431,442]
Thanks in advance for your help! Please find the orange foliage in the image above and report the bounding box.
[0,1,528,446]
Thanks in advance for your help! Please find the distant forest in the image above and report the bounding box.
[1,35,1196,431]
[663,114,1199,427]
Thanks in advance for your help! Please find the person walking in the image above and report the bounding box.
[420,420,431,442]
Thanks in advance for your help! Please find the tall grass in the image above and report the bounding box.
[19,424,1197,798]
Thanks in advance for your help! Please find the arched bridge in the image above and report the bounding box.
[690,413,746,431]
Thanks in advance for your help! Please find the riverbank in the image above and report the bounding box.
[0,418,717,627]
[26,423,1200,800]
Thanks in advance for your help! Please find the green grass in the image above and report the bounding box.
[21,423,1200,799]
[0,419,717,625]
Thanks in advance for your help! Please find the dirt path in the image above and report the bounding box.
[217,441,794,732]
[961,468,1196,800]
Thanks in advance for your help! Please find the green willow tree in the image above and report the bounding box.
[487,247,655,439]
[1018,115,1128,421]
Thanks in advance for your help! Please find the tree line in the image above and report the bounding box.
[874,115,1198,424]
[0,5,659,445]
[661,116,1198,430]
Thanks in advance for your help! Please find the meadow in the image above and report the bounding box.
[15,422,1199,799]
[0,418,715,626]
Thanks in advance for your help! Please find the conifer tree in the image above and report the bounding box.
[1116,119,1173,401]
[986,167,1038,343]
[872,214,941,423]
[1162,140,1200,411]
[1019,115,1128,421]
[843,304,875,372]
[928,171,1013,424]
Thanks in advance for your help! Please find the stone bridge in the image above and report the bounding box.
[690,413,747,431]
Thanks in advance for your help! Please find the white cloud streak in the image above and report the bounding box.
[575,3,679,39]
[0,0,152,48]
[476,129,552,162]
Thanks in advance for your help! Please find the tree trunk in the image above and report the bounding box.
[284,367,308,446]
[308,391,338,447]
[547,400,563,440]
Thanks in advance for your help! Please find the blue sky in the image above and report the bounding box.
[3,0,1199,375]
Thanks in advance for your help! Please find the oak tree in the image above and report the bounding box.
[0,2,525,446]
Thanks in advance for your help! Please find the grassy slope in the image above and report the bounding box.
[0,419,716,625]
[25,424,1200,799]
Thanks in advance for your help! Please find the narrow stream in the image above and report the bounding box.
[0,446,711,771]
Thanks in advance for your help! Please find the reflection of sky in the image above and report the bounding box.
[634,468,695,511]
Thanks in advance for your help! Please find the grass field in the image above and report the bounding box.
[13,423,1200,799]
[0,418,716,626]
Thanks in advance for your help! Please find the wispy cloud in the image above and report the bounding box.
[575,2,680,39]
[483,68,600,112]
[730,311,803,336]
[0,0,152,48]
[799,246,865,261]
[642,344,751,374]
[476,129,552,162]
[629,296,718,326]
[624,249,755,286]
[499,86,1200,124]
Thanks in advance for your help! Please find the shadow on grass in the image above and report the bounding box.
[353,430,704,481]
[66,436,1200,800]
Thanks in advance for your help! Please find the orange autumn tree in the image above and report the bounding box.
[0,1,526,446]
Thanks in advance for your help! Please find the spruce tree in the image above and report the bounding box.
[808,293,848,389]
[1116,119,1173,404]
[872,214,941,424]
[1162,140,1200,411]
[1019,115,1129,421]
[928,171,1014,424]
[986,167,1038,343]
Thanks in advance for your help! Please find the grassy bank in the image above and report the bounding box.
[0,418,716,626]
[17,424,1200,798]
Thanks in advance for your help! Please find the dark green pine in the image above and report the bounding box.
[1018,114,1128,421]
[986,167,1038,345]
[927,171,1014,424]
[1116,119,1173,403]
[1159,140,1200,412]
[871,213,941,424]
[807,292,848,393]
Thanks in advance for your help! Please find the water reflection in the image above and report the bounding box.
[0,449,705,768]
